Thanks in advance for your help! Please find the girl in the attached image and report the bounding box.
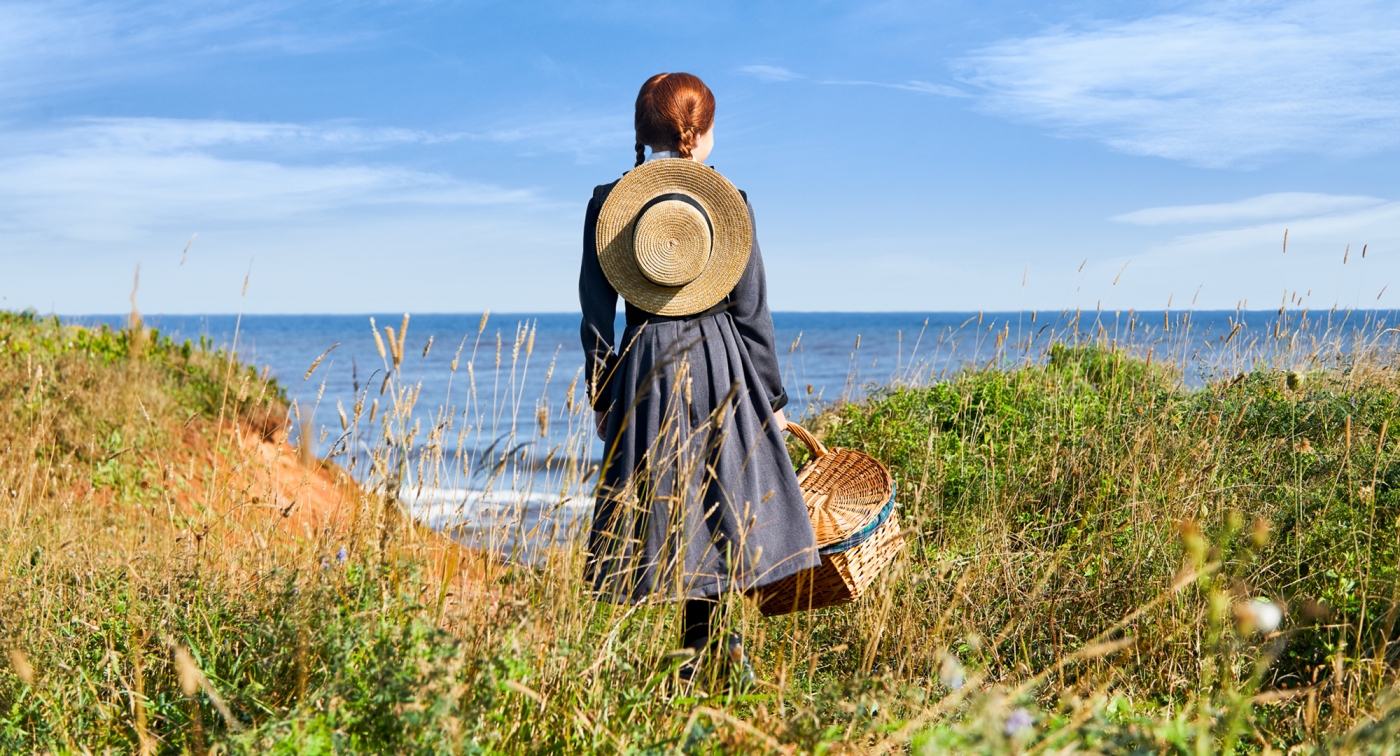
[578,72,820,682]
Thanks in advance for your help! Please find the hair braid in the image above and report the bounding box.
[677,126,697,159]
[633,72,715,164]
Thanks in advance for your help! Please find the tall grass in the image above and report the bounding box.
[2,305,1400,754]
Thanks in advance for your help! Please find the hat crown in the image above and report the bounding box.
[595,159,751,317]
[632,198,712,287]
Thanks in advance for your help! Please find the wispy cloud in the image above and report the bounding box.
[0,113,585,313]
[824,79,970,98]
[8,112,632,166]
[26,117,454,153]
[1131,199,1400,277]
[466,114,632,162]
[1103,191,1400,309]
[0,118,541,243]
[956,0,1400,167]
[738,63,968,97]
[1113,193,1386,226]
[737,64,803,83]
[0,1,372,110]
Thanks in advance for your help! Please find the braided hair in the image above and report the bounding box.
[633,72,715,167]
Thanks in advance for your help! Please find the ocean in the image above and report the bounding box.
[68,308,1400,557]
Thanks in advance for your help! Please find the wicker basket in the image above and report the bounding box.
[752,424,905,616]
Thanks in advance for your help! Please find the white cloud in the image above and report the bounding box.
[466,114,632,162]
[0,118,538,244]
[824,79,970,98]
[737,64,803,83]
[0,115,582,313]
[738,64,969,97]
[1113,192,1385,226]
[1107,195,1400,310]
[1143,200,1400,260]
[25,117,452,154]
[957,0,1400,167]
[0,1,369,109]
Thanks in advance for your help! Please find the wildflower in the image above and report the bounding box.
[939,654,966,691]
[1237,598,1283,634]
[1286,370,1304,390]
[1294,438,1314,454]
[1004,707,1033,736]
[337,546,347,563]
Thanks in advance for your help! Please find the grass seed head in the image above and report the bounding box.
[1178,519,1207,565]
[7,648,35,685]
[385,326,402,369]
[370,317,386,360]
[175,647,201,697]
[1251,517,1272,549]
[397,313,409,364]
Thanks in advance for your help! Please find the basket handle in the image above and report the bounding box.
[785,422,828,458]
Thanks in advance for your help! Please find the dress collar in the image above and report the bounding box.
[646,149,682,161]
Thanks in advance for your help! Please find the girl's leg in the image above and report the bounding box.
[679,599,723,684]
[679,599,752,686]
[682,598,719,654]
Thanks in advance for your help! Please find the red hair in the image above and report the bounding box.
[633,72,715,167]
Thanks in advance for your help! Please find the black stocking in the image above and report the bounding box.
[682,599,720,653]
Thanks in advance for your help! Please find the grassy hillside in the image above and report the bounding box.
[814,341,1400,749]
[2,308,1400,754]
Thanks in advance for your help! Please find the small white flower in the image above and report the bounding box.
[1242,598,1283,633]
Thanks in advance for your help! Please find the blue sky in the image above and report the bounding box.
[3,0,1399,313]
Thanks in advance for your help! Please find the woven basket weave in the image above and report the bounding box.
[752,424,905,616]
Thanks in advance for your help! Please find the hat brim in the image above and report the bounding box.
[596,160,752,317]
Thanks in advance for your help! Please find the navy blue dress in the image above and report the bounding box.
[579,177,821,604]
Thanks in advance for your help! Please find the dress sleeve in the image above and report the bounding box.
[579,190,620,411]
[728,198,789,413]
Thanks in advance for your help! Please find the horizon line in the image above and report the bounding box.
[52,307,1400,318]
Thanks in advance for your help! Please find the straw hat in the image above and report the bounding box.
[596,159,752,316]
